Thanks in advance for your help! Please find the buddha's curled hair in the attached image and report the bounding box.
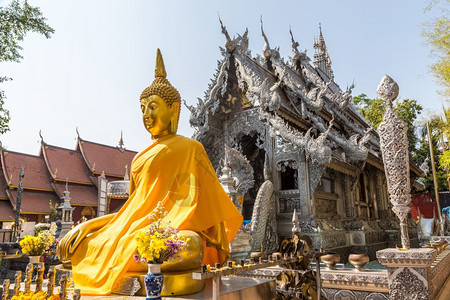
[140,48,181,106]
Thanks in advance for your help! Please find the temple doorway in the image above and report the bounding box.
[237,133,266,220]
[81,206,96,220]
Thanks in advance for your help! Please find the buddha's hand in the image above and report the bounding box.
[56,213,116,261]
[56,222,90,261]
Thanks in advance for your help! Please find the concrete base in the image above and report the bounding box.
[117,270,205,296]
[377,248,450,299]
[51,266,276,299]
[81,276,276,299]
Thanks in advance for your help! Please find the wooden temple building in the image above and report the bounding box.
[0,134,136,227]
[186,23,424,259]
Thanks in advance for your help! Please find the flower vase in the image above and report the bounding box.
[144,263,164,300]
[28,255,42,264]
[28,256,43,282]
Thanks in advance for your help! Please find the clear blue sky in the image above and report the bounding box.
[0,0,445,155]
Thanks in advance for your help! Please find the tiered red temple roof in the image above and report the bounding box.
[0,170,12,221]
[41,143,93,184]
[78,139,136,179]
[0,200,14,221]
[0,135,137,226]
[52,183,98,206]
[1,151,53,191]
[0,170,8,200]
[6,190,56,214]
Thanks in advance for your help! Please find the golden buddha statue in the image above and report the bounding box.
[56,49,243,295]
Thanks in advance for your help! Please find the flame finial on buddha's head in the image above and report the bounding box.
[140,48,181,106]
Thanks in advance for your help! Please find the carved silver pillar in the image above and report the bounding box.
[377,75,411,249]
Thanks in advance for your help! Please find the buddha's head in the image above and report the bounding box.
[140,49,181,139]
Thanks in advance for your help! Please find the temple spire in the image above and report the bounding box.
[117,131,126,152]
[313,24,334,80]
[64,178,70,197]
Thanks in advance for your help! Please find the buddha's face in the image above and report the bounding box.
[140,95,175,138]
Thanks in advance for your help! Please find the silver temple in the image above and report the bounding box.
[186,21,423,259]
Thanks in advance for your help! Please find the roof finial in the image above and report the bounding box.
[76,127,80,140]
[289,26,300,53]
[39,130,44,144]
[218,13,231,42]
[65,178,69,192]
[117,131,126,152]
[289,26,295,45]
[260,15,270,51]
[155,48,167,78]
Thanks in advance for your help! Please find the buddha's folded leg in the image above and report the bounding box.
[127,230,203,272]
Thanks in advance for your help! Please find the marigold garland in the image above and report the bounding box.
[10,291,60,300]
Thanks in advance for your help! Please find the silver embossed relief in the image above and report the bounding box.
[377,75,411,249]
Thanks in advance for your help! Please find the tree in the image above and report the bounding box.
[353,94,423,154]
[438,107,450,183]
[0,0,54,133]
[413,115,448,193]
[423,0,449,97]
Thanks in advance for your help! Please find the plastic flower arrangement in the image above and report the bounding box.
[134,201,188,264]
[19,223,57,256]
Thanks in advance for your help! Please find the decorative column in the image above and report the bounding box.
[97,171,108,217]
[220,148,252,261]
[13,167,24,241]
[377,75,411,250]
[57,180,74,237]
[376,75,450,299]
[218,151,239,212]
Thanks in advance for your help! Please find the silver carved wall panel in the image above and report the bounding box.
[390,267,429,300]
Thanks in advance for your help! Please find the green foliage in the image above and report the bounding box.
[413,115,448,192]
[0,0,54,134]
[48,199,59,222]
[396,99,424,155]
[423,0,449,97]
[438,107,450,181]
[352,94,423,154]
[353,94,384,128]
[0,0,54,63]
[0,77,11,134]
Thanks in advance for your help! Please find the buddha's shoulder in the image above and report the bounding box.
[171,135,205,151]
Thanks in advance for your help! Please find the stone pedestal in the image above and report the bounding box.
[377,248,450,300]
[59,221,73,238]
[229,230,252,262]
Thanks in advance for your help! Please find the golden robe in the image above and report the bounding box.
[71,135,243,295]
